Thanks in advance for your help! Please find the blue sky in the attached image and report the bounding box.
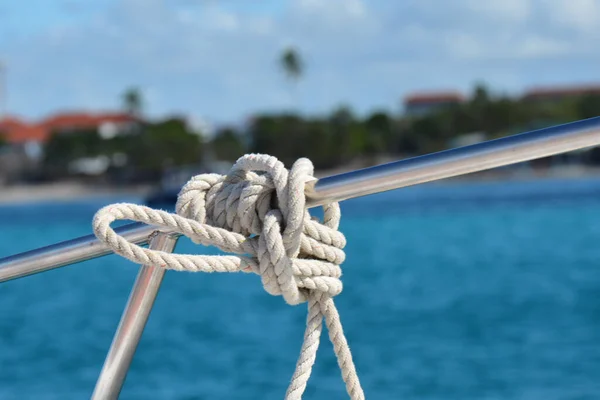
[1,0,599,127]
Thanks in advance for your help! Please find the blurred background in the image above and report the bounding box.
[1,0,600,199]
[1,1,600,399]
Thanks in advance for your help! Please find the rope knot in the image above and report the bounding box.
[92,153,363,399]
[174,154,345,305]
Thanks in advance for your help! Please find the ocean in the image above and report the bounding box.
[1,178,600,399]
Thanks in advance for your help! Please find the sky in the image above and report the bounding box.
[1,0,599,127]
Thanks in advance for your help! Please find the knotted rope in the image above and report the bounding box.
[92,153,364,399]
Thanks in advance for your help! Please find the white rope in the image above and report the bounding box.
[92,153,364,399]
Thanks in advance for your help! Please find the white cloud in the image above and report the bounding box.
[516,35,571,58]
[1,0,600,122]
[461,0,531,23]
[547,0,600,33]
[294,0,366,16]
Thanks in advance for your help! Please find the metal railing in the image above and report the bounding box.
[2,116,600,399]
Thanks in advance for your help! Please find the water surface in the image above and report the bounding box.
[1,178,600,399]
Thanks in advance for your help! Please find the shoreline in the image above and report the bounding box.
[0,182,151,205]
[3,165,600,205]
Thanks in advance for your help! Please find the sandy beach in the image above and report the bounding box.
[2,164,600,206]
[0,182,151,204]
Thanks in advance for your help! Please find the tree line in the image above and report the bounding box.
[210,83,600,170]
[6,81,600,184]
[211,48,600,169]
[2,46,600,183]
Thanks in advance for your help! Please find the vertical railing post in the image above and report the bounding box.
[91,232,179,399]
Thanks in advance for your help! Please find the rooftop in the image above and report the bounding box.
[523,84,600,100]
[0,112,137,144]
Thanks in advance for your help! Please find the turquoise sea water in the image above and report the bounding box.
[2,178,600,399]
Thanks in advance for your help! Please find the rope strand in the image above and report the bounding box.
[92,153,364,399]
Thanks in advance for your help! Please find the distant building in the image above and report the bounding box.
[403,91,465,117]
[522,84,600,104]
[41,112,140,139]
[0,111,140,182]
[0,116,46,144]
[0,112,139,144]
[0,116,45,183]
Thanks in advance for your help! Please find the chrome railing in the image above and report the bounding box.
[2,116,600,399]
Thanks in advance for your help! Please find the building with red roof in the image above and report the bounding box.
[40,112,137,134]
[0,111,141,182]
[522,84,600,103]
[0,116,49,143]
[0,111,139,144]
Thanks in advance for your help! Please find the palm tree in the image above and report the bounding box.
[280,47,303,82]
[122,87,143,117]
[279,47,303,109]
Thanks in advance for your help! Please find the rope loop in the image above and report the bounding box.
[93,153,363,399]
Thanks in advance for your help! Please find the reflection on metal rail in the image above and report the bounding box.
[91,232,178,399]
[1,116,600,399]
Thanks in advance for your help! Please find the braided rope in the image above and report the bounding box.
[92,153,364,399]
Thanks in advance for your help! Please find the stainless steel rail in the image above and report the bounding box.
[305,116,600,205]
[2,116,600,399]
[0,222,158,283]
[91,232,179,399]
[3,117,600,282]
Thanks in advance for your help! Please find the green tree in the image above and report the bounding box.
[123,87,143,116]
[210,127,245,161]
[280,47,303,82]
[330,105,355,126]
[329,106,359,162]
[128,118,203,175]
[252,114,308,164]
[471,83,490,106]
[578,94,600,119]
[364,111,393,155]
[43,128,105,178]
[467,83,492,133]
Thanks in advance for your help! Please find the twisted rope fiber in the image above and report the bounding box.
[92,154,365,399]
